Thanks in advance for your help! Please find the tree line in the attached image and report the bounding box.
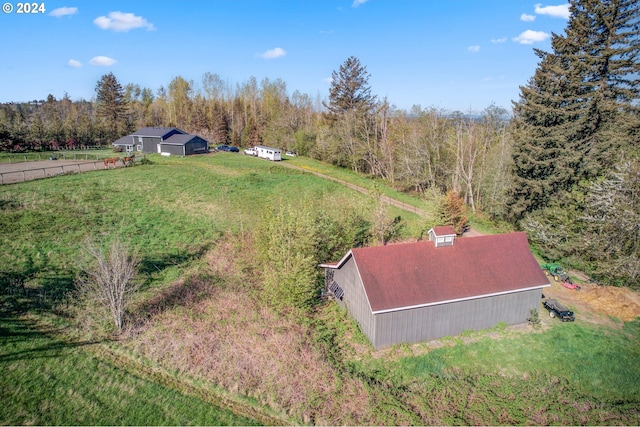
[0,0,638,287]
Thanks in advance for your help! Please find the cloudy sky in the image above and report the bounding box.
[0,1,570,112]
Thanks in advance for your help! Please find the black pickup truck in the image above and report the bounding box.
[543,299,575,322]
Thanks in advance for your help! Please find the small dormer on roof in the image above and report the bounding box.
[428,226,456,247]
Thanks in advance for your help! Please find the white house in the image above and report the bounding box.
[255,145,282,161]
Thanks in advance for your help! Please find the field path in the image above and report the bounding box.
[277,161,431,217]
[277,160,486,238]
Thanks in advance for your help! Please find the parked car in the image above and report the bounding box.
[285,151,297,157]
[217,145,239,152]
[244,147,257,156]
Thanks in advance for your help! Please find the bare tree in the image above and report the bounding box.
[76,238,141,334]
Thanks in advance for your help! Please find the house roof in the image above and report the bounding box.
[322,232,549,313]
[160,134,207,146]
[430,225,456,236]
[112,135,133,146]
[131,127,187,138]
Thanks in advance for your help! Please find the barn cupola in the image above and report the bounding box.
[428,226,456,247]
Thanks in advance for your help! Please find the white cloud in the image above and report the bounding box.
[89,56,117,66]
[467,45,480,53]
[513,29,549,44]
[352,0,368,7]
[520,13,536,22]
[491,37,507,43]
[94,11,156,32]
[49,7,78,17]
[67,59,82,68]
[534,3,570,19]
[259,47,286,59]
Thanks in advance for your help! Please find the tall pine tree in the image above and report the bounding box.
[508,0,640,220]
[324,56,377,119]
[95,72,128,142]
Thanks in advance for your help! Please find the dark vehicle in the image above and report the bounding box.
[543,299,575,322]
[216,145,239,152]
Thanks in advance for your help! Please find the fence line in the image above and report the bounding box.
[0,156,144,185]
[1,152,107,164]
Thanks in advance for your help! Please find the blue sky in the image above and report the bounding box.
[0,1,570,112]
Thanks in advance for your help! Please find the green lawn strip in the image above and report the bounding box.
[93,344,291,426]
[0,315,259,426]
[353,321,640,404]
[286,156,435,213]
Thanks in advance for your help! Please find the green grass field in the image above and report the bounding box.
[0,315,259,425]
[1,152,639,425]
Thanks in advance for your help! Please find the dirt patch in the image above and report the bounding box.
[0,158,134,184]
[544,279,640,324]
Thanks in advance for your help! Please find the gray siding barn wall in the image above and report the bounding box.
[160,144,184,156]
[141,136,161,153]
[331,256,376,342]
[184,137,209,155]
[372,288,541,349]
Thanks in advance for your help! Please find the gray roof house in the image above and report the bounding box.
[113,127,209,156]
[320,228,550,349]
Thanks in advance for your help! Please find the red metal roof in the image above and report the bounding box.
[431,225,456,236]
[335,232,549,313]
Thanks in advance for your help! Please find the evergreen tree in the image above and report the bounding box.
[95,72,128,141]
[508,0,640,220]
[324,56,377,119]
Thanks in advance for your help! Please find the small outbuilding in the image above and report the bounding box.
[320,229,549,349]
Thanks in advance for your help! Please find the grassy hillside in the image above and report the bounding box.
[1,153,639,425]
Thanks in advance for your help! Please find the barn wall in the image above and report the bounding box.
[331,256,376,343]
[184,137,209,155]
[141,136,161,153]
[372,288,542,349]
[160,144,184,156]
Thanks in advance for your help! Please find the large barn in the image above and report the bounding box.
[112,127,209,156]
[320,227,550,349]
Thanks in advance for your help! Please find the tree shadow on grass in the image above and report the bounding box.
[0,316,105,363]
[131,271,221,327]
[138,244,212,278]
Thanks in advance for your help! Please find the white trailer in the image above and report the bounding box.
[255,145,282,161]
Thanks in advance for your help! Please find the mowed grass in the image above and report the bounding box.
[354,321,640,403]
[0,152,425,291]
[0,315,258,426]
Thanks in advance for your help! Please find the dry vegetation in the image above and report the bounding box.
[121,233,640,425]
[127,235,382,425]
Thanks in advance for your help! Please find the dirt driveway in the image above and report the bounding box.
[0,159,122,184]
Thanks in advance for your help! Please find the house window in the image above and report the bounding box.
[329,280,344,300]
[138,136,143,143]
[445,236,453,242]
